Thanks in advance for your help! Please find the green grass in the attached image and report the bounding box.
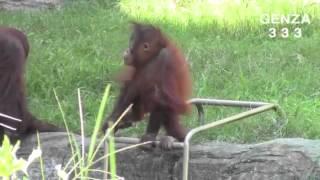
[0,0,319,143]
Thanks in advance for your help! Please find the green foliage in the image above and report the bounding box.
[55,84,120,179]
[107,123,117,180]
[87,85,111,163]
[119,0,320,33]
[0,135,42,179]
[0,136,26,179]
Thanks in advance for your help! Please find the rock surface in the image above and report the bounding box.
[0,0,63,10]
[17,132,320,180]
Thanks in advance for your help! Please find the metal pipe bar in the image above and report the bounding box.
[182,104,277,180]
[188,98,270,108]
[114,136,184,149]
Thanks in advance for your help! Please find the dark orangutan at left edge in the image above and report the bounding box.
[0,27,63,143]
[102,23,192,149]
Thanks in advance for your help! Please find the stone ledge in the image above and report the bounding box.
[17,132,320,180]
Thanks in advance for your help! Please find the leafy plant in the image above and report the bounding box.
[0,135,42,180]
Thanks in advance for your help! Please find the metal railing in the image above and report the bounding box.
[182,98,285,180]
[107,98,286,180]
